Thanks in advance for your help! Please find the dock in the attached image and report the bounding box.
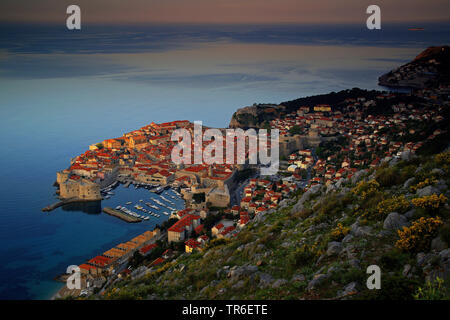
[124,181,132,188]
[102,207,142,223]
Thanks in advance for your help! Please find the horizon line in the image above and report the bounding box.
[1,19,450,27]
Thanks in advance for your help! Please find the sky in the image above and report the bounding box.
[1,0,450,24]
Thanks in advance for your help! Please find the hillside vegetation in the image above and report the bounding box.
[101,151,450,300]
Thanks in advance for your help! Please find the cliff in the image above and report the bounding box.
[229,103,284,129]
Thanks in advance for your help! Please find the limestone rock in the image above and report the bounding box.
[416,185,439,197]
[383,212,409,232]
[272,279,288,289]
[292,274,306,282]
[258,272,274,288]
[291,184,322,214]
[327,241,343,256]
[307,274,328,291]
[403,177,416,189]
[431,237,448,251]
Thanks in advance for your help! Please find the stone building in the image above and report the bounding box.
[59,179,101,200]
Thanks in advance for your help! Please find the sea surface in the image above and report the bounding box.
[1,22,450,299]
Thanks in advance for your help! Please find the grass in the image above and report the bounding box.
[100,151,450,301]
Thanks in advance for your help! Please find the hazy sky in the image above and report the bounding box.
[1,0,449,24]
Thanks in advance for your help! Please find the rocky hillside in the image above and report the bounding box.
[379,46,450,89]
[100,150,450,300]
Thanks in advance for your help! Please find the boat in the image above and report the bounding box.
[146,202,159,210]
[154,186,164,194]
[145,202,159,210]
[160,196,174,205]
[126,201,132,205]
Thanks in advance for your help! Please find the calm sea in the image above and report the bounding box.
[0,22,449,299]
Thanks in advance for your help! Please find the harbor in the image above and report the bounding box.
[100,180,185,223]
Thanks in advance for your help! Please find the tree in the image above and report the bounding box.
[289,125,303,135]
[129,251,144,268]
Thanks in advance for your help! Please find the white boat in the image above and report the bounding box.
[145,202,159,210]
[148,203,159,210]
[126,201,132,205]
[160,195,173,203]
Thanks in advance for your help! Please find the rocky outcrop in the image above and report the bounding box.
[378,46,449,89]
[229,104,283,128]
[383,212,409,232]
[291,184,322,214]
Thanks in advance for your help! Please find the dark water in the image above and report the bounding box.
[0,22,449,299]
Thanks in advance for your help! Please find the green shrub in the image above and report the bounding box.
[376,167,402,188]
[361,274,420,300]
[379,249,410,272]
[330,267,366,285]
[414,277,449,300]
[289,245,316,267]
[440,224,450,245]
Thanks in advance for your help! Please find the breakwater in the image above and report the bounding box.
[102,207,142,223]
[42,198,101,212]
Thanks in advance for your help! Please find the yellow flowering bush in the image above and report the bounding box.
[290,244,321,267]
[396,216,443,252]
[351,179,380,200]
[376,195,410,218]
[435,151,450,166]
[331,223,350,241]
[411,194,448,210]
[410,178,438,193]
[435,151,450,175]
[414,277,448,300]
